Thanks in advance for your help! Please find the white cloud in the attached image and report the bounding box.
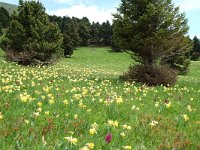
[53,0,73,3]
[176,0,200,11]
[52,0,95,5]
[48,4,116,23]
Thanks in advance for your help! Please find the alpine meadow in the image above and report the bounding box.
[0,0,200,150]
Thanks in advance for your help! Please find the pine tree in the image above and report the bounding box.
[0,23,3,36]
[90,22,101,45]
[191,36,200,60]
[0,7,10,28]
[78,17,90,46]
[63,17,80,57]
[100,21,112,46]
[4,0,63,65]
[113,0,190,86]
[161,36,191,74]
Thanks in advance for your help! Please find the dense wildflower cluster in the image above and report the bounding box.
[0,58,199,149]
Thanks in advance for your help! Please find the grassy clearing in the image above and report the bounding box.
[0,47,199,149]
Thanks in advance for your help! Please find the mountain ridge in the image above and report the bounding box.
[0,2,18,14]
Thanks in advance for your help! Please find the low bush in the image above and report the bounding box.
[191,52,199,61]
[122,65,178,86]
[5,50,55,65]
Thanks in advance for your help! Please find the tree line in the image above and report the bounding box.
[48,15,112,56]
[0,3,113,57]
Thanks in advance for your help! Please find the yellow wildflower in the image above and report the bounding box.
[80,146,89,150]
[113,121,119,127]
[89,128,96,135]
[63,100,68,105]
[49,99,55,105]
[183,114,189,122]
[44,111,50,115]
[37,102,42,107]
[155,102,159,107]
[123,146,132,150]
[24,120,29,124]
[149,120,158,127]
[64,136,78,145]
[108,120,118,127]
[165,102,172,109]
[108,120,114,125]
[91,122,98,130]
[0,112,3,120]
[74,114,78,119]
[187,105,192,112]
[116,97,123,104]
[122,124,132,130]
[86,143,95,149]
[120,132,126,137]
[37,107,42,112]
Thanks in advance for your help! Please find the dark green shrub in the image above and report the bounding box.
[0,7,10,28]
[122,65,177,86]
[191,51,199,61]
[111,42,122,52]
[0,23,3,36]
[0,36,9,50]
[191,36,200,60]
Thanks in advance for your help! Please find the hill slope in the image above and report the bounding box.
[0,2,18,14]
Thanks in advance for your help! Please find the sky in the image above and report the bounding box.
[1,0,200,38]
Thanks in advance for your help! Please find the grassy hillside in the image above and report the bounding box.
[0,47,199,149]
[0,2,18,14]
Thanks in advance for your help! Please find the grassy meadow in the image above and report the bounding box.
[0,47,200,149]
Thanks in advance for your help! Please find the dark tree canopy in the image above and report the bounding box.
[78,17,91,46]
[90,21,101,45]
[0,23,3,36]
[100,21,112,46]
[4,0,63,65]
[191,36,200,60]
[161,36,191,74]
[0,7,10,28]
[63,17,80,57]
[49,15,113,47]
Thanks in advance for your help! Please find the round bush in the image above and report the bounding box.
[122,65,178,86]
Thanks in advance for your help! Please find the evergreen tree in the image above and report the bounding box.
[191,36,200,60]
[63,17,80,57]
[0,7,10,28]
[113,0,190,86]
[0,23,3,36]
[161,36,191,74]
[100,21,112,46]
[49,15,63,31]
[90,21,101,45]
[78,17,90,46]
[4,0,63,65]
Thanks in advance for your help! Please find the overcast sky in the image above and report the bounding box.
[1,0,200,38]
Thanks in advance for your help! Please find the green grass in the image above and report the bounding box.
[60,47,132,75]
[0,47,199,149]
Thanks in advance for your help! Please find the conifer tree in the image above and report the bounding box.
[191,36,200,60]
[4,0,63,65]
[113,0,190,85]
[63,17,80,57]
[0,23,3,36]
[100,21,112,46]
[0,7,10,28]
[78,17,90,46]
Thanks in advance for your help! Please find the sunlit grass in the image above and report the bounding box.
[0,47,199,149]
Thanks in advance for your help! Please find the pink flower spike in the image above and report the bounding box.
[105,132,112,143]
